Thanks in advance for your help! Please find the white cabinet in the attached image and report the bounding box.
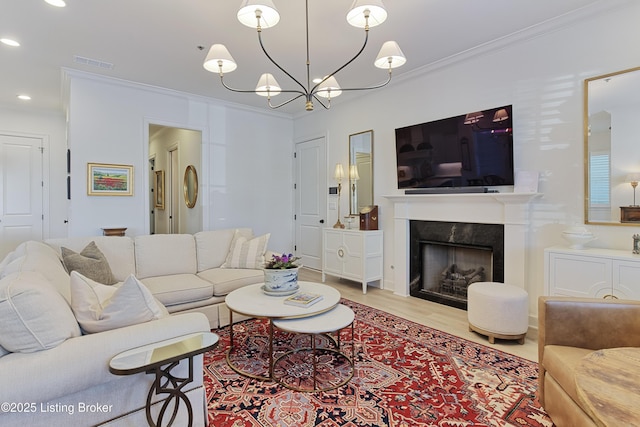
[545,246,640,300]
[322,228,383,294]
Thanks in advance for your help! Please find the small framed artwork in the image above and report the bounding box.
[154,170,165,209]
[87,163,134,196]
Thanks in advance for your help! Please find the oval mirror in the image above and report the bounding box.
[349,130,373,215]
[183,165,198,208]
[585,66,640,225]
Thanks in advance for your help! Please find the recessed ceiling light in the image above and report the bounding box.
[17,95,31,101]
[44,0,66,7]
[0,38,20,47]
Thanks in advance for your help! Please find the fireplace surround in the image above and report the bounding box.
[386,193,539,303]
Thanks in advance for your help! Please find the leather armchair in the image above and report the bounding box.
[538,296,640,427]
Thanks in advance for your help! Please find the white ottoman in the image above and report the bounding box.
[467,281,528,344]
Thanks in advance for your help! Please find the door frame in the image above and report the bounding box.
[144,118,207,234]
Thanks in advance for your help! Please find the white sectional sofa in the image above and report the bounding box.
[0,228,270,426]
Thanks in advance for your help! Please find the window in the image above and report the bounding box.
[589,152,610,206]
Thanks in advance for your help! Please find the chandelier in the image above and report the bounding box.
[203,0,406,111]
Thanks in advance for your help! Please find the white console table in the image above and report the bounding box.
[545,246,640,300]
[322,228,383,294]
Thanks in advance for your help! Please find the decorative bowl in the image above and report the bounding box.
[263,266,300,293]
[562,230,596,249]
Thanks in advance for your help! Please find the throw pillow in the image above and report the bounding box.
[0,271,81,353]
[70,271,169,334]
[62,241,116,285]
[222,230,270,269]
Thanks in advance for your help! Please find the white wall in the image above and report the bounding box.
[293,2,640,319]
[65,71,294,251]
[0,106,68,239]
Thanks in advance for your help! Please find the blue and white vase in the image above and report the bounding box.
[263,266,300,292]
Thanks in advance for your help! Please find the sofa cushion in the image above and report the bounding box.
[0,271,81,353]
[1,241,72,302]
[198,268,263,296]
[140,273,214,306]
[46,236,136,283]
[542,345,593,407]
[222,230,270,269]
[70,271,169,334]
[0,344,8,357]
[61,241,116,285]
[194,228,253,272]
[135,234,197,279]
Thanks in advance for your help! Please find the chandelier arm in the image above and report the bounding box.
[257,30,309,95]
[220,75,306,97]
[267,94,306,109]
[310,30,370,94]
[334,70,393,92]
[311,93,331,110]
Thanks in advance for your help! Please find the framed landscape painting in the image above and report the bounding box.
[87,163,134,196]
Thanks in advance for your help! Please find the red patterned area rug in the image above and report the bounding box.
[203,299,552,427]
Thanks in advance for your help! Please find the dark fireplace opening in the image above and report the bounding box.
[420,241,493,308]
[410,220,504,310]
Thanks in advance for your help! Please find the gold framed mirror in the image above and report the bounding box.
[349,130,373,215]
[584,66,640,225]
[183,165,198,208]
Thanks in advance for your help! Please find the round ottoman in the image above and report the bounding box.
[467,281,528,344]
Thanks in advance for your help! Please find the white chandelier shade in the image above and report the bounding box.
[237,0,280,28]
[346,0,388,28]
[374,41,407,69]
[203,44,237,74]
[316,76,342,99]
[203,0,406,111]
[255,73,282,97]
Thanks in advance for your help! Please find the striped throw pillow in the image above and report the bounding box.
[222,230,270,269]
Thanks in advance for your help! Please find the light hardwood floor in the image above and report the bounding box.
[299,268,538,362]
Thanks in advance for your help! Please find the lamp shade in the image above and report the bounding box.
[255,73,282,96]
[349,164,360,180]
[627,173,640,183]
[334,163,345,182]
[316,76,343,98]
[237,0,280,29]
[374,41,406,69]
[347,0,387,28]
[493,108,509,122]
[464,111,484,125]
[203,44,237,73]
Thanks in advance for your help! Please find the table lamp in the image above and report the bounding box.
[333,163,345,228]
[627,173,640,206]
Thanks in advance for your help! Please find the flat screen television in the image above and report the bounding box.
[395,105,514,192]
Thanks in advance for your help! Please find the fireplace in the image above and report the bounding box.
[385,193,538,304]
[409,220,504,310]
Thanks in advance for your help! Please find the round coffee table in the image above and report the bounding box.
[272,304,355,392]
[225,281,341,380]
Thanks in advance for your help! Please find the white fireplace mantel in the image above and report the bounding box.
[384,192,540,297]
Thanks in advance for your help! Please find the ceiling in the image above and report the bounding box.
[1,0,622,115]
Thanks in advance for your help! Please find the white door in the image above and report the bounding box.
[294,136,326,270]
[0,134,44,258]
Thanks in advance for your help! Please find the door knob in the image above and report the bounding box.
[319,219,325,224]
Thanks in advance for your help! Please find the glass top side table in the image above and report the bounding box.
[109,331,218,427]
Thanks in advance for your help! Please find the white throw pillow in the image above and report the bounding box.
[70,271,169,334]
[0,271,81,353]
[222,230,270,269]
